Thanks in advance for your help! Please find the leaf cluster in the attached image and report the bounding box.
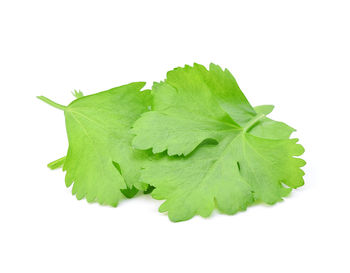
[39,63,305,222]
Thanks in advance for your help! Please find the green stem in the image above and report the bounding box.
[243,113,265,133]
[47,156,66,170]
[37,96,66,110]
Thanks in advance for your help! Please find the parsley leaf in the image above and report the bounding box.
[39,82,150,206]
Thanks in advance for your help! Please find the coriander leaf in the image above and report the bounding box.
[250,105,296,139]
[46,89,152,199]
[132,81,235,156]
[38,82,150,206]
[143,185,155,194]
[47,155,144,199]
[132,64,295,156]
[72,90,84,98]
[254,105,275,115]
[189,63,256,124]
[120,186,139,199]
[132,64,305,221]
[141,125,305,222]
[132,64,246,156]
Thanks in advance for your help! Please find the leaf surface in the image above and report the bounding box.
[132,64,294,156]
[133,64,305,221]
[40,82,150,206]
[142,126,305,221]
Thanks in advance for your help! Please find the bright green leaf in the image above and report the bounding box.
[132,63,250,156]
[254,105,274,115]
[133,64,305,221]
[132,64,297,155]
[250,105,296,139]
[72,90,84,99]
[120,186,139,199]
[141,122,305,222]
[38,82,150,206]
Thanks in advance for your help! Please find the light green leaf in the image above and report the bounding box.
[38,82,150,206]
[254,105,274,115]
[72,90,84,99]
[142,126,305,222]
[132,64,305,221]
[132,64,297,155]
[250,105,296,139]
[132,63,255,156]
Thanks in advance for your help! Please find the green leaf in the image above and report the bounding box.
[120,186,139,199]
[132,63,249,156]
[47,156,146,199]
[254,105,274,115]
[143,184,155,194]
[250,105,296,139]
[38,82,150,206]
[192,63,256,125]
[132,64,296,155]
[142,127,305,222]
[72,90,84,99]
[39,63,305,222]
[132,64,305,221]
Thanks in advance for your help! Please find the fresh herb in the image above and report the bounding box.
[39,64,305,221]
[38,82,151,206]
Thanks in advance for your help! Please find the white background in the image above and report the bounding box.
[1,0,349,272]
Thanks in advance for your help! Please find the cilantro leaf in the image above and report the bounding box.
[132,64,305,221]
[38,82,150,206]
[132,63,293,156]
[131,64,243,156]
[250,105,296,139]
[142,131,305,222]
[120,186,139,199]
[39,63,305,222]
[72,89,84,99]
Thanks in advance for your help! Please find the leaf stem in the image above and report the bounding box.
[243,113,265,133]
[37,96,66,110]
[47,156,66,170]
